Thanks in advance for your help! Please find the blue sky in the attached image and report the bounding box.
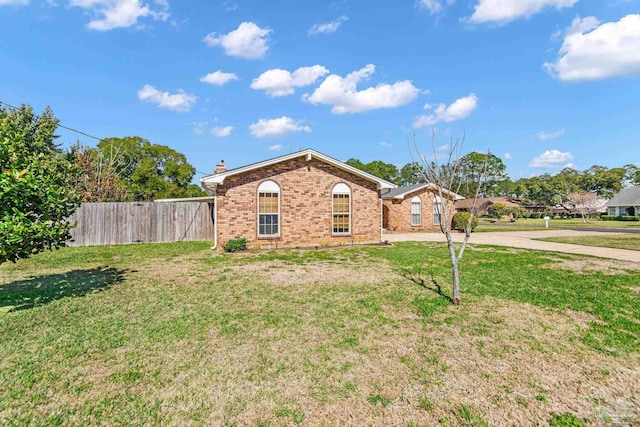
[1,0,639,182]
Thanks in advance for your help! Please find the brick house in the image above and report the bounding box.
[382,183,461,232]
[200,149,396,249]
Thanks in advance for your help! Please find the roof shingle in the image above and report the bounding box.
[607,187,640,206]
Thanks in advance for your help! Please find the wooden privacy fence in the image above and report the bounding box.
[67,202,214,247]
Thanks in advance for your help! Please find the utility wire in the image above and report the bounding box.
[0,100,210,176]
[1,100,103,142]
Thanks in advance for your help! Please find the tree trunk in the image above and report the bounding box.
[445,231,461,305]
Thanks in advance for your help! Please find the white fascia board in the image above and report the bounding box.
[390,184,463,200]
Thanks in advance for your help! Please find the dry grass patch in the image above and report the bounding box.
[414,298,640,426]
[541,256,640,275]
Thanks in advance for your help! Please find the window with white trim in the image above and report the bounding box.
[433,196,443,225]
[258,180,279,237]
[411,196,421,226]
[332,183,351,235]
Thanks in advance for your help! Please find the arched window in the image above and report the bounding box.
[258,180,280,237]
[411,196,421,226]
[433,196,443,225]
[332,183,351,235]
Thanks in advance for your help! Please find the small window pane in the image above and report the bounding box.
[259,213,278,236]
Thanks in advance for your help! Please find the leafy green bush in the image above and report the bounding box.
[602,215,639,221]
[1,105,81,264]
[550,412,583,427]
[452,212,479,232]
[489,202,509,218]
[529,212,542,219]
[222,237,248,252]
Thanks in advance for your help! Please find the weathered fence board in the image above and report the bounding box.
[67,202,214,247]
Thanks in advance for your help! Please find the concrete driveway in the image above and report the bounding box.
[386,230,640,263]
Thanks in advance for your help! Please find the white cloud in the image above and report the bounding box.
[251,65,329,97]
[544,14,640,82]
[203,21,271,59]
[304,64,419,114]
[467,0,578,25]
[0,0,28,5]
[537,128,565,140]
[308,15,348,35]
[413,93,478,128]
[418,0,455,15]
[211,126,233,137]
[269,144,284,151]
[529,149,573,168]
[564,162,578,170]
[137,84,196,112]
[380,142,392,148]
[564,15,600,37]
[189,121,207,135]
[249,116,311,138]
[70,0,169,31]
[504,152,512,160]
[200,70,238,86]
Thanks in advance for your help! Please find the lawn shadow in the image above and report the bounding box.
[0,267,128,312]
[398,268,453,303]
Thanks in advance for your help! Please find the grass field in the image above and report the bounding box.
[1,242,639,426]
[475,217,640,232]
[537,234,640,252]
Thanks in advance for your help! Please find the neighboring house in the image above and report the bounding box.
[455,196,521,217]
[606,187,640,216]
[200,149,396,249]
[521,202,547,213]
[382,183,461,232]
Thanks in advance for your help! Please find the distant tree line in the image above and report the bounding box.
[346,153,639,206]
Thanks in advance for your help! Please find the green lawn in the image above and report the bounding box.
[1,242,638,426]
[537,234,640,251]
[475,217,640,232]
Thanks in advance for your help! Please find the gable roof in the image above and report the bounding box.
[382,183,463,200]
[607,187,640,206]
[200,148,397,190]
[455,196,521,210]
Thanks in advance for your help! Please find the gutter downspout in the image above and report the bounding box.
[212,188,218,250]
[380,197,383,243]
[202,182,218,250]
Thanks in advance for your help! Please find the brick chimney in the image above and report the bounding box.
[214,160,226,174]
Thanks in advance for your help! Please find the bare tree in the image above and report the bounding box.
[566,192,601,223]
[69,142,130,202]
[411,132,491,305]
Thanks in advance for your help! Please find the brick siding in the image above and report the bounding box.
[216,157,382,249]
[383,188,456,233]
